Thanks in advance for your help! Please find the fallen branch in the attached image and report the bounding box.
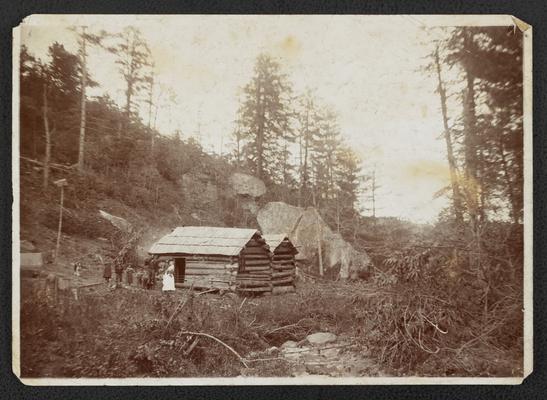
[179,331,249,368]
[21,156,77,172]
[238,297,247,311]
[265,318,313,335]
[420,312,448,334]
[196,288,218,296]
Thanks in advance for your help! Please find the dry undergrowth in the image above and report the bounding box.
[20,278,522,378]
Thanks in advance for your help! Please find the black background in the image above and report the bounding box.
[1,1,545,399]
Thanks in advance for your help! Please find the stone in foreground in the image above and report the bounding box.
[306,332,337,346]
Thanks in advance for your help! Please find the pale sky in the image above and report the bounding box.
[17,15,517,223]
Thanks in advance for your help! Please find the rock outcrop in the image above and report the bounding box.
[99,210,133,232]
[228,173,267,198]
[257,201,371,279]
[228,172,267,215]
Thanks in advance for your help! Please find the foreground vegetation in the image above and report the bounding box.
[21,263,522,378]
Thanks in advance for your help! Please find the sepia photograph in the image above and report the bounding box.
[12,14,532,384]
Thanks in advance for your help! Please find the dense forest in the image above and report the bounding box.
[18,24,525,376]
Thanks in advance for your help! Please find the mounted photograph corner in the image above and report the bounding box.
[12,14,532,384]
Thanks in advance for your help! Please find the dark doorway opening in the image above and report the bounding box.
[174,258,186,284]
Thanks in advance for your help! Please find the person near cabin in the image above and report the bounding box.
[73,261,82,277]
[103,262,112,283]
[149,255,159,289]
[136,268,144,287]
[114,260,124,287]
[126,264,134,286]
[162,259,176,293]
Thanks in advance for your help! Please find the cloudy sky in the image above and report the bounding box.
[17,15,516,223]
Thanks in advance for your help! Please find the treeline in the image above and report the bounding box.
[19,27,368,239]
[431,26,523,227]
[20,27,234,219]
[233,54,365,234]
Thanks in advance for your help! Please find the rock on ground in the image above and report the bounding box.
[306,332,337,346]
[99,210,133,232]
[281,340,298,349]
[257,201,372,279]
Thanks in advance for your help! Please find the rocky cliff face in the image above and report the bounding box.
[227,172,267,215]
[257,201,371,279]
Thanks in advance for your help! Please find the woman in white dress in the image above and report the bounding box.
[162,260,176,292]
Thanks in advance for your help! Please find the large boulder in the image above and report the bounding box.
[228,173,267,198]
[99,210,132,232]
[257,201,371,279]
[256,202,303,235]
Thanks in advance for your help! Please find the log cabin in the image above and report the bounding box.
[148,226,273,294]
[263,234,298,294]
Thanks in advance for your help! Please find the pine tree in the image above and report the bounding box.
[236,53,293,181]
[109,27,153,128]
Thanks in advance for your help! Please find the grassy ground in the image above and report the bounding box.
[19,280,378,378]
[19,276,522,378]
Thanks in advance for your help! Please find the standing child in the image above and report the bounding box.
[162,260,176,293]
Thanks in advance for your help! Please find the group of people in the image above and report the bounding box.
[102,255,176,293]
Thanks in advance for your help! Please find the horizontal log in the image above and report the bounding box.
[186,255,236,262]
[272,255,294,261]
[177,282,231,290]
[243,259,271,266]
[237,280,272,288]
[242,254,271,260]
[272,265,295,271]
[237,286,272,292]
[185,266,230,273]
[242,265,271,271]
[237,272,272,278]
[243,246,269,253]
[272,269,293,274]
[177,278,232,285]
[236,275,272,282]
[272,271,294,279]
[186,261,236,268]
[184,270,236,277]
[272,277,294,285]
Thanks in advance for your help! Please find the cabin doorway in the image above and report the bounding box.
[174,258,186,284]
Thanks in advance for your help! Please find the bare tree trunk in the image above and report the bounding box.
[317,213,323,277]
[463,28,479,232]
[77,27,88,174]
[434,45,463,223]
[42,83,51,189]
[147,71,154,155]
[256,81,265,179]
[499,137,519,224]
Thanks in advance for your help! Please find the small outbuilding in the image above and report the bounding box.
[148,226,273,294]
[263,234,298,294]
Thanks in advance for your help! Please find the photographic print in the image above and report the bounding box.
[12,14,532,384]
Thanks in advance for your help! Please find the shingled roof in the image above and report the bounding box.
[263,234,298,254]
[148,226,262,256]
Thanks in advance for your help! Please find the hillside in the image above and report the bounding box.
[19,141,259,284]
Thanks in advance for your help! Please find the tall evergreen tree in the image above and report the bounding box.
[236,53,293,181]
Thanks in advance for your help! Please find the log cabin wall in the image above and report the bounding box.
[236,234,273,294]
[178,254,239,290]
[271,239,296,294]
